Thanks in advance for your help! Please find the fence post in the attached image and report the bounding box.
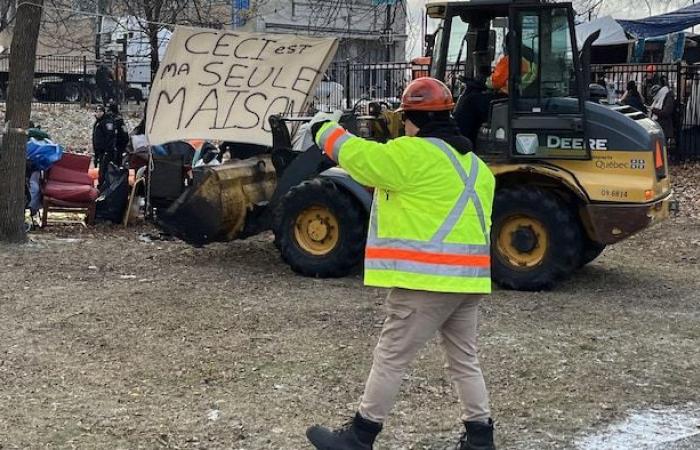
[345,58,351,110]
[81,56,88,107]
[676,61,683,156]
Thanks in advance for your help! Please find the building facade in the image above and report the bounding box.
[239,0,407,64]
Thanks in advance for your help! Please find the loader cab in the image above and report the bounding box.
[427,0,591,161]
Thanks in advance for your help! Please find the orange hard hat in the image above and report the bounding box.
[398,77,455,112]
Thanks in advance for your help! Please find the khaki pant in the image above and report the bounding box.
[358,288,491,423]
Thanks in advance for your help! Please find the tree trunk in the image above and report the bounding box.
[0,0,43,243]
[149,23,160,81]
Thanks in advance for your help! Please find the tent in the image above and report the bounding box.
[576,15,634,48]
[575,16,635,64]
[619,4,700,38]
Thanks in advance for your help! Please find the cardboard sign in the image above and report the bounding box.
[146,27,338,146]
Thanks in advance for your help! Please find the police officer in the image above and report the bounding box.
[93,104,114,186]
[306,78,497,450]
[93,103,128,189]
[109,102,130,157]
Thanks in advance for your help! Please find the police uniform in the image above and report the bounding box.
[93,112,127,187]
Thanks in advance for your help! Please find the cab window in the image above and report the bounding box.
[515,8,578,113]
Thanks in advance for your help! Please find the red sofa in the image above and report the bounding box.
[41,152,99,226]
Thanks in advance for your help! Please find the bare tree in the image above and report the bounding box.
[0,0,17,35]
[116,0,228,77]
[573,0,605,20]
[0,0,43,243]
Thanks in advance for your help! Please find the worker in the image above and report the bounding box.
[454,37,536,143]
[305,77,497,450]
[486,51,537,94]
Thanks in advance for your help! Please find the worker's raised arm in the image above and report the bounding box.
[315,121,416,191]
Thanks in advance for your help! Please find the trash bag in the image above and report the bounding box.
[95,163,129,223]
[26,138,63,171]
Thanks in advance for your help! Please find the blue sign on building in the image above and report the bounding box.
[233,0,250,28]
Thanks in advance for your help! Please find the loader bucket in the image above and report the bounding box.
[156,156,277,246]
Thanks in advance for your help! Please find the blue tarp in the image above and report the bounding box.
[619,4,700,38]
[26,138,63,171]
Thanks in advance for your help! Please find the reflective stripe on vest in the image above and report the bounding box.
[318,124,352,162]
[365,138,491,279]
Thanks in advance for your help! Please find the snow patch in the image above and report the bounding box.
[576,406,700,450]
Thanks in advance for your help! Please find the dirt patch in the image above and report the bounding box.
[0,215,698,449]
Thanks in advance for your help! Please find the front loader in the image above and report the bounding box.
[157,0,672,291]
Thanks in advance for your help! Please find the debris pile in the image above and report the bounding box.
[670,162,700,220]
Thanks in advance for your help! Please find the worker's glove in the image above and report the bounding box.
[309,110,343,141]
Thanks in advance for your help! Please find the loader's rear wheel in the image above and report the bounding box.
[275,178,366,277]
[492,187,582,291]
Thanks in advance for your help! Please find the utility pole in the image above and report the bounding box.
[95,0,107,61]
[0,0,44,242]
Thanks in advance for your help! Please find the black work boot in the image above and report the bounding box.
[457,419,495,450]
[306,412,383,450]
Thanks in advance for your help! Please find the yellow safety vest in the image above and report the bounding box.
[316,122,495,293]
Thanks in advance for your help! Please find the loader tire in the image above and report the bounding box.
[579,238,606,267]
[275,178,366,278]
[62,82,81,103]
[492,187,582,291]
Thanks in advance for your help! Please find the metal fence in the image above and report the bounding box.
[0,54,143,106]
[321,61,417,112]
[3,53,700,161]
[317,61,468,114]
[591,63,700,161]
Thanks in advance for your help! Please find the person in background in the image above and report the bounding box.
[648,82,675,145]
[109,102,130,158]
[95,63,115,105]
[620,80,646,114]
[644,65,661,104]
[93,103,128,189]
[92,104,114,180]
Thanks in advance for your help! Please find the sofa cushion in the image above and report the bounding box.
[47,165,94,186]
[43,181,99,203]
[56,152,91,172]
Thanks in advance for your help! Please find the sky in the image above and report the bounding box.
[407,0,697,21]
[404,0,698,57]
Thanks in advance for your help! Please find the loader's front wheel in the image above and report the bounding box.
[492,187,583,291]
[275,178,366,277]
[579,238,606,267]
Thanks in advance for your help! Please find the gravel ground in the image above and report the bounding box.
[0,214,698,449]
[1,104,699,448]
